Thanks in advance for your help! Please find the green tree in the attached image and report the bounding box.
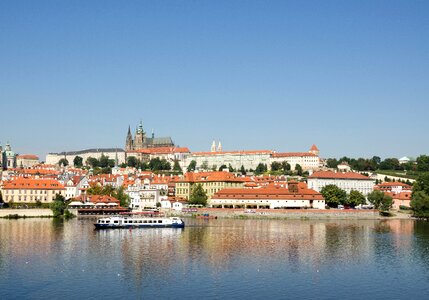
[58,158,69,167]
[295,164,303,176]
[240,165,246,175]
[413,173,429,196]
[189,184,208,206]
[200,160,209,170]
[73,156,83,167]
[271,161,282,171]
[99,154,110,168]
[173,160,182,173]
[411,191,429,219]
[86,157,99,168]
[50,194,67,217]
[347,190,366,207]
[187,160,197,172]
[255,163,266,175]
[127,156,138,168]
[218,164,227,171]
[367,190,385,209]
[113,186,130,207]
[416,155,429,172]
[320,185,347,208]
[379,194,393,212]
[281,161,291,171]
[228,164,234,172]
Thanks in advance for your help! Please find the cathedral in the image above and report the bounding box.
[125,121,174,151]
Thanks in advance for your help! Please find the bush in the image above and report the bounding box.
[399,205,411,210]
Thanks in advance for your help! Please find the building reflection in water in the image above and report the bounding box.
[1,217,429,292]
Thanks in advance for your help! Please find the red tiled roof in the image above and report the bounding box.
[212,186,323,200]
[179,171,245,183]
[308,171,372,180]
[310,144,319,151]
[272,152,317,157]
[2,178,65,190]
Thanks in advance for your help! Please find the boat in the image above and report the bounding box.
[94,216,185,229]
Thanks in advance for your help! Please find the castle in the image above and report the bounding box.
[125,121,174,151]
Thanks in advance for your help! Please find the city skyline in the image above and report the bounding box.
[1,1,428,159]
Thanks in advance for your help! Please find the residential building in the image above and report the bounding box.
[374,182,412,195]
[0,178,65,203]
[175,171,245,200]
[307,171,375,195]
[211,181,325,209]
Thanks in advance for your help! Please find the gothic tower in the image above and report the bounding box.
[125,126,134,151]
[134,121,146,149]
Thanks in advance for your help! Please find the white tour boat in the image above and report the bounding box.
[94,215,185,229]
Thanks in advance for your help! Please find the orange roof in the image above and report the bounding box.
[212,186,323,200]
[308,171,372,180]
[74,195,120,204]
[2,178,65,190]
[310,144,319,151]
[272,152,317,157]
[376,182,412,188]
[192,150,273,156]
[385,192,411,200]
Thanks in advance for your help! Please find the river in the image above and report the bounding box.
[1,218,429,299]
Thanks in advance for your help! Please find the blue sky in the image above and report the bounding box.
[1,1,428,160]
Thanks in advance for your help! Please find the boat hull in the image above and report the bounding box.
[94,223,185,229]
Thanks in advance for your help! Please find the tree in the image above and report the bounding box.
[50,194,67,217]
[255,163,266,175]
[86,157,99,168]
[218,165,227,171]
[320,185,347,208]
[73,156,83,167]
[187,160,197,172]
[347,190,366,207]
[173,160,182,173]
[127,156,138,168]
[271,161,282,171]
[281,161,291,171]
[200,160,209,170]
[413,173,429,196]
[416,155,429,172]
[58,158,69,167]
[411,191,429,219]
[228,164,234,172]
[295,164,303,176]
[189,184,208,206]
[240,165,246,175]
[113,186,129,207]
[367,190,385,209]
[379,194,393,212]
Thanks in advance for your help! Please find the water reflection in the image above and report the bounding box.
[1,218,429,299]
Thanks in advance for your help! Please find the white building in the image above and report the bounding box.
[127,184,160,210]
[307,171,375,195]
[211,182,325,209]
[185,150,273,171]
[46,148,125,166]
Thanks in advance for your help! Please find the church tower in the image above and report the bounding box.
[125,126,134,151]
[134,121,146,150]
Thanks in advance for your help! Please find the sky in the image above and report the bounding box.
[1,0,428,160]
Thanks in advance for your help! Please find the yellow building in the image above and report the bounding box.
[1,178,65,204]
[175,172,245,200]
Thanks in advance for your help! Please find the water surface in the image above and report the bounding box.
[1,218,429,299]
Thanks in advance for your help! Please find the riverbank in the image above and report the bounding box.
[0,209,53,218]
[170,208,414,220]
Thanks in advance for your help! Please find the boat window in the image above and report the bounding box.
[158,220,162,223]
[148,220,152,223]
[143,220,147,223]
[139,220,143,223]
[114,221,119,224]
